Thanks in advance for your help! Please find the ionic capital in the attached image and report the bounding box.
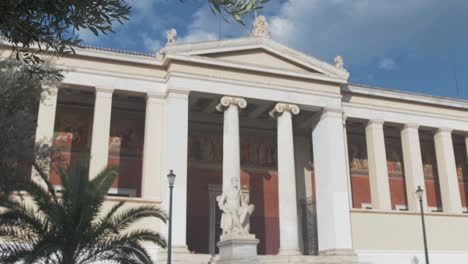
[366,119,385,127]
[269,103,300,118]
[95,86,114,97]
[216,96,247,112]
[402,123,420,131]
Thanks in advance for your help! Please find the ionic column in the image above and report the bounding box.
[434,128,462,214]
[141,93,165,200]
[216,96,247,192]
[312,108,353,254]
[365,120,392,210]
[465,136,468,165]
[33,85,58,178]
[165,89,190,251]
[270,103,301,255]
[89,87,113,179]
[401,124,427,211]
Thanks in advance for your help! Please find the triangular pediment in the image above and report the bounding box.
[161,37,349,82]
[203,49,318,74]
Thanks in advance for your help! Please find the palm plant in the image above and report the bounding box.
[0,159,167,264]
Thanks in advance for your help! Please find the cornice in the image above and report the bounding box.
[165,71,343,100]
[345,84,468,111]
[343,102,468,130]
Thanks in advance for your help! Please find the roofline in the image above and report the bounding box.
[162,36,350,80]
[345,83,468,110]
[0,40,164,66]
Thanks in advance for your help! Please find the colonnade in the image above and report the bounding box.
[34,85,467,256]
[363,120,466,214]
[214,96,353,255]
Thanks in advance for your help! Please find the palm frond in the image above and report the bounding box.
[0,199,46,235]
[0,158,164,264]
[0,244,33,263]
[106,205,167,233]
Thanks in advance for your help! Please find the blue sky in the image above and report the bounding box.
[82,0,468,100]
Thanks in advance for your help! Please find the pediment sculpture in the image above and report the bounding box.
[334,55,344,69]
[166,28,177,45]
[251,15,270,38]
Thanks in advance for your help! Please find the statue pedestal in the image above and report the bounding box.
[214,234,259,264]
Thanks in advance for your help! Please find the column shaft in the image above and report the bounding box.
[312,109,353,254]
[35,86,58,146]
[434,128,462,213]
[271,103,301,255]
[33,85,58,178]
[465,136,468,164]
[165,89,189,249]
[222,104,241,192]
[89,87,113,179]
[216,96,247,193]
[365,120,392,210]
[401,124,427,211]
[141,94,165,200]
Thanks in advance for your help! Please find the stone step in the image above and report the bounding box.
[156,254,366,264]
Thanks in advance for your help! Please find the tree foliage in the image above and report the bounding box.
[0,0,267,75]
[0,59,60,202]
[0,0,131,75]
[0,159,167,264]
[208,0,270,24]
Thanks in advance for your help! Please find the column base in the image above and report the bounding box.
[278,248,302,256]
[319,248,357,256]
[157,245,209,263]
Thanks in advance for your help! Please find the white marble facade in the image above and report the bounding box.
[29,23,468,264]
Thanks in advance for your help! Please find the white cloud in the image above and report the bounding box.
[142,34,162,53]
[378,58,398,71]
[269,0,468,66]
[179,4,253,43]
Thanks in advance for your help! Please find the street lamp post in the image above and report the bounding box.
[416,186,429,264]
[167,170,176,264]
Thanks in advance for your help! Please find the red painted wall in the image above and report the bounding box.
[420,139,443,209]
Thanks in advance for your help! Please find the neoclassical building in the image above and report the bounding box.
[13,18,468,263]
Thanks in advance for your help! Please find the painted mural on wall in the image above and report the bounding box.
[53,110,93,152]
[420,140,438,180]
[188,134,277,168]
[347,134,369,174]
[108,118,143,157]
[454,143,468,182]
[420,139,443,208]
[347,133,371,208]
[385,137,404,178]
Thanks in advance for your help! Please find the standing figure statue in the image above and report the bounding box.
[251,15,270,38]
[217,177,255,238]
[166,28,177,45]
[334,55,344,69]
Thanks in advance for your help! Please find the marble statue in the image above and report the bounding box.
[334,55,344,69]
[217,177,255,238]
[251,15,270,38]
[166,28,177,45]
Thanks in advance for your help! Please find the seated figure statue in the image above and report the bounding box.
[217,177,255,238]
